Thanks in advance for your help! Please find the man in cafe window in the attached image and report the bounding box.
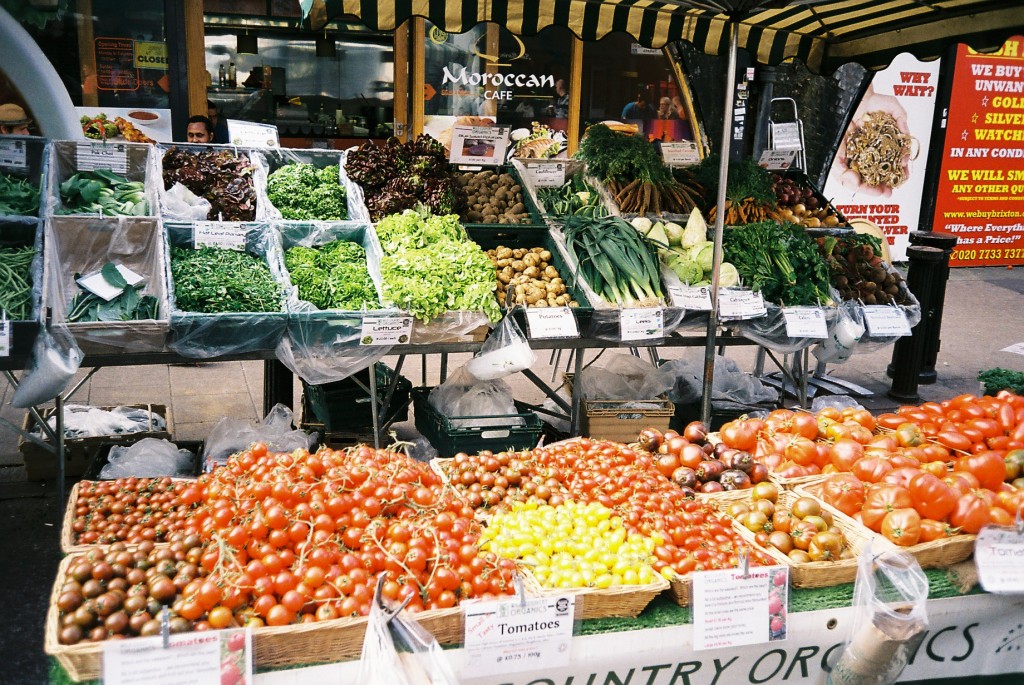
[186,115,215,143]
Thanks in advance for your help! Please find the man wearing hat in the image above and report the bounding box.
[0,103,32,135]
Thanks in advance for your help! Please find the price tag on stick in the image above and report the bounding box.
[668,284,713,311]
[194,222,246,251]
[782,307,828,339]
[521,161,566,188]
[461,595,575,678]
[719,289,766,319]
[0,139,27,169]
[76,142,128,174]
[0,315,10,357]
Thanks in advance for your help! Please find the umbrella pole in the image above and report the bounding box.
[700,20,739,426]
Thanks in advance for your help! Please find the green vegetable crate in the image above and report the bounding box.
[412,387,543,457]
[0,220,42,357]
[511,158,615,221]
[165,222,289,358]
[258,149,348,222]
[44,216,170,354]
[465,225,593,334]
[0,136,47,220]
[46,140,155,217]
[457,164,547,230]
[303,362,412,432]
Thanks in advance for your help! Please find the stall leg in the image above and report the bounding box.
[888,246,946,402]
[263,360,293,416]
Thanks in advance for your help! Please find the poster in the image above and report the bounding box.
[75,107,172,143]
[932,39,1024,267]
[825,54,940,261]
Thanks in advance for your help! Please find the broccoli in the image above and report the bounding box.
[267,162,348,220]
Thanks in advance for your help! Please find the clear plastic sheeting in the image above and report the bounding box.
[644,353,779,406]
[466,312,536,381]
[577,354,659,401]
[813,300,865,365]
[28,404,166,440]
[165,222,290,359]
[44,140,158,217]
[254,147,346,222]
[338,147,373,224]
[10,323,82,408]
[202,403,315,471]
[162,183,211,221]
[99,438,195,479]
[275,221,395,385]
[43,216,170,353]
[428,366,524,429]
[730,302,841,354]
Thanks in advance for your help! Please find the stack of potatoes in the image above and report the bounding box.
[486,246,578,308]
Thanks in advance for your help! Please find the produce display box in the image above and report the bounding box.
[512,158,615,220]
[465,224,594,333]
[276,221,392,346]
[521,567,668,620]
[412,386,543,457]
[165,222,289,357]
[0,219,42,357]
[256,148,347,221]
[796,481,976,570]
[774,169,849,226]
[156,142,268,222]
[19,403,172,482]
[0,135,47,221]
[708,488,889,589]
[671,399,776,432]
[45,140,157,217]
[302,362,412,432]
[454,163,547,230]
[43,216,171,354]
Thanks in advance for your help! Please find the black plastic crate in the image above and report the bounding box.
[304,363,411,432]
[671,400,776,432]
[412,387,543,457]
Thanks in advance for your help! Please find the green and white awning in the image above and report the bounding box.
[300,0,1024,73]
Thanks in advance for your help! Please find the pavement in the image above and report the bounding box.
[2,265,1024,682]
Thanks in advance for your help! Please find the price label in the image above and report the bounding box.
[661,141,701,167]
[863,306,912,337]
[0,139,27,169]
[462,595,575,677]
[449,126,511,166]
[359,316,413,345]
[693,566,789,651]
[782,307,828,339]
[521,161,566,188]
[974,526,1024,594]
[226,119,280,147]
[757,149,797,171]
[668,284,713,311]
[719,289,766,319]
[76,142,128,174]
[619,307,664,341]
[103,628,252,685]
[0,318,10,357]
[194,222,246,250]
[525,306,579,339]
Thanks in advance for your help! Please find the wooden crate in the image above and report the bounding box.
[581,397,675,443]
[19,404,172,481]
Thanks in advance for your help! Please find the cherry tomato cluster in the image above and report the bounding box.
[439,451,570,510]
[642,422,771,493]
[71,478,200,546]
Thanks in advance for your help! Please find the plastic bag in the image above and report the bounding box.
[356,585,458,685]
[643,354,778,406]
[466,312,536,381]
[30,404,166,440]
[577,354,656,400]
[163,182,212,221]
[201,404,315,470]
[428,366,523,429]
[11,323,83,408]
[827,542,929,685]
[813,301,865,364]
[100,438,195,479]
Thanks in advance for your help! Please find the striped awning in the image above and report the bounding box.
[301,0,1024,73]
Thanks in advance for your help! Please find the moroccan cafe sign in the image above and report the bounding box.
[442,64,555,101]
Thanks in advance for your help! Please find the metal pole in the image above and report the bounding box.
[700,20,739,426]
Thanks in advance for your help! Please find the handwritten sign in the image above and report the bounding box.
[974,525,1024,594]
[693,566,789,651]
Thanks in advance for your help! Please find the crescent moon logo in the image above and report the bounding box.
[472,33,526,64]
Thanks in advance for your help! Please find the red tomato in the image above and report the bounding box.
[851,456,893,484]
[876,413,906,431]
[830,439,864,472]
[784,436,818,467]
[944,471,980,495]
[720,419,759,451]
[882,467,923,490]
[948,492,993,534]
[955,451,1007,491]
[881,508,921,546]
[819,474,866,517]
[894,423,924,448]
[861,485,913,532]
[908,472,957,521]
[935,430,972,453]
[919,518,958,542]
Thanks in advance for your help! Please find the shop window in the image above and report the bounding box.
[423,22,572,159]
[581,35,693,143]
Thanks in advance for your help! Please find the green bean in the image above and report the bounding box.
[0,246,36,320]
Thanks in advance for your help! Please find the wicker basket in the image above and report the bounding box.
[768,471,829,491]
[706,488,888,589]
[520,567,668,619]
[796,481,976,570]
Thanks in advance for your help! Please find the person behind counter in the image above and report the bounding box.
[207,101,230,144]
[186,115,214,143]
[621,92,655,120]
[0,103,32,135]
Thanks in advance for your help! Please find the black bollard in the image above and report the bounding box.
[888,246,946,402]
[906,231,958,382]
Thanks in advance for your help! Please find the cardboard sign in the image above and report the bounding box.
[449,126,511,166]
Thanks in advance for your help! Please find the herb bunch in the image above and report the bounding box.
[171,246,282,314]
[267,163,348,220]
[722,221,833,307]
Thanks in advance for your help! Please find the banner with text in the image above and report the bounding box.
[825,54,940,261]
[932,38,1024,267]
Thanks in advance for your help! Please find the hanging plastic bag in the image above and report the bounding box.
[827,542,929,685]
[466,312,536,381]
[356,579,459,685]
[11,323,83,408]
[813,301,865,365]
